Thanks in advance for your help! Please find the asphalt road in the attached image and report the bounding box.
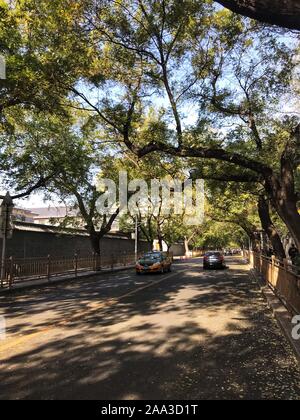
[0,257,299,400]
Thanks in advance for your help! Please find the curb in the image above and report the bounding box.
[0,265,135,295]
[0,258,187,296]
[249,268,300,364]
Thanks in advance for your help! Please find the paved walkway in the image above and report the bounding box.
[0,258,299,400]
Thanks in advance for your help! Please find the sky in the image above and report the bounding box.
[15,195,57,209]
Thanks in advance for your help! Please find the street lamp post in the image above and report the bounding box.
[135,215,138,262]
[0,193,14,282]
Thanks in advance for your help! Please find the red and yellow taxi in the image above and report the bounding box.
[136,251,172,275]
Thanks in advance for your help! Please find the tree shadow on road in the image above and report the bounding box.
[0,260,299,400]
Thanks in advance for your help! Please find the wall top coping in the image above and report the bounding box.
[13,221,140,241]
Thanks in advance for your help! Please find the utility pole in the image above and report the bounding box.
[135,215,138,262]
[0,193,14,282]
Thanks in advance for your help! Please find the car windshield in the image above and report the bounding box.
[141,253,161,261]
[206,252,221,257]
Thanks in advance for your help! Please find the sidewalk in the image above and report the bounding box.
[249,267,300,364]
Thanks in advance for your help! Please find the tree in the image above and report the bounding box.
[1,113,122,255]
[257,195,286,259]
[204,181,261,248]
[160,216,186,252]
[0,0,92,200]
[182,228,202,256]
[1,105,193,255]
[193,220,248,250]
[0,0,84,128]
[199,166,287,258]
[3,1,299,248]
[118,151,189,251]
[216,1,300,30]
[43,0,298,247]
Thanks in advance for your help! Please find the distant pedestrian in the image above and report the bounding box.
[289,244,299,266]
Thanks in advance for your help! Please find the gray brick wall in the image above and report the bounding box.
[1,224,151,259]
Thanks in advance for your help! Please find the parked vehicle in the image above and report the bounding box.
[224,249,233,256]
[203,251,226,270]
[136,251,172,275]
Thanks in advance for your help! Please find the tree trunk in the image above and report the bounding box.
[147,239,154,251]
[184,237,190,256]
[216,0,300,30]
[265,159,300,251]
[238,222,260,252]
[273,200,300,251]
[158,236,164,252]
[90,231,101,256]
[248,232,260,252]
[258,196,286,260]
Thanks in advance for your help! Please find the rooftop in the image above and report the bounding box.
[28,207,79,219]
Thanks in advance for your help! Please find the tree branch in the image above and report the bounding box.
[131,140,272,176]
[197,172,261,183]
[99,208,120,236]
[70,86,123,134]
[216,0,300,31]
[0,175,54,201]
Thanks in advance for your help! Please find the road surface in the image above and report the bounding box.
[0,257,299,400]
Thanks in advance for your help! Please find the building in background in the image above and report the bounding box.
[12,208,39,223]
[27,206,120,232]
[29,206,80,226]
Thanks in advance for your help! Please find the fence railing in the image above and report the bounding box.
[0,252,141,289]
[249,252,300,315]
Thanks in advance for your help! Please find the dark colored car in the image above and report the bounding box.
[136,251,172,275]
[203,251,226,270]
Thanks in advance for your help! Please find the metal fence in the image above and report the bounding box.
[0,252,140,289]
[250,252,300,315]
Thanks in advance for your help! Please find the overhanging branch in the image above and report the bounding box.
[0,175,54,201]
[132,140,272,176]
[216,0,300,31]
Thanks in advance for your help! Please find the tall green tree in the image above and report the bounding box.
[203,177,287,258]
[0,0,84,127]
[1,113,122,255]
[193,220,248,250]
[63,1,298,248]
[2,1,299,248]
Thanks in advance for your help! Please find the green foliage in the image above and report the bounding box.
[193,221,247,249]
[0,0,299,249]
[0,0,82,131]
